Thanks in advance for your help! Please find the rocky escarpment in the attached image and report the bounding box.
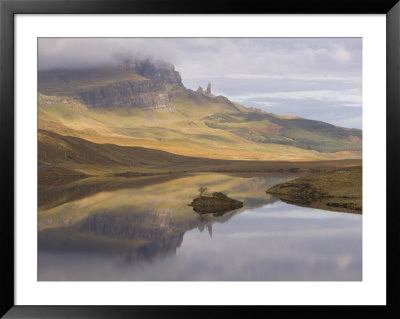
[38,59,185,112]
[77,59,185,111]
[78,79,175,112]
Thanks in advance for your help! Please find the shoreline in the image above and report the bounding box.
[38,158,362,181]
[266,166,362,214]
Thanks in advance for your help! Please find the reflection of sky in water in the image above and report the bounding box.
[39,195,362,281]
[175,203,361,281]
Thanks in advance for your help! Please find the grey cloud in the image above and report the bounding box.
[38,38,362,77]
[38,38,185,70]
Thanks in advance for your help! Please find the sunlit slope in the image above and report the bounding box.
[204,112,362,153]
[38,129,361,177]
[38,94,361,161]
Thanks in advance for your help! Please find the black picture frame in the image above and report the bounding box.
[1,0,399,318]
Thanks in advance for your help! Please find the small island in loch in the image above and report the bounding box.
[189,188,243,214]
[266,166,362,214]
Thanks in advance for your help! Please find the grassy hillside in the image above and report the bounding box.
[204,112,362,153]
[171,87,243,117]
[38,94,361,161]
[38,129,361,178]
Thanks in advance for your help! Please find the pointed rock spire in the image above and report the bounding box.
[206,82,211,95]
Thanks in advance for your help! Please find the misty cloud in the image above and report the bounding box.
[38,38,362,128]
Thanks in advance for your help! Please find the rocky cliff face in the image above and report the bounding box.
[78,79,175,112]
[39,59,185,112]
[77,60,185,111]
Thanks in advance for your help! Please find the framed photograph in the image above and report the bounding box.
[1,0,399,318]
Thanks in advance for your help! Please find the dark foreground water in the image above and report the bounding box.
[38,173,362,281]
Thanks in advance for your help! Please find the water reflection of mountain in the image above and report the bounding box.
[39,173,290,211]
[38,173,293,264]
[38,174,184,210]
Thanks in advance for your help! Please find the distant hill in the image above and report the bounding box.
[204,112,362,153]
[38,58,362,165]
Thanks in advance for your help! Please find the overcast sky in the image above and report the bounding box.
[38,38,362,129]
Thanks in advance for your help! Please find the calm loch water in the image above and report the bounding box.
[38,173,362,281]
